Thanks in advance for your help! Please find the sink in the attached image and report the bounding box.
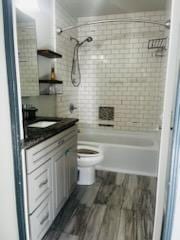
[28,121,58,128]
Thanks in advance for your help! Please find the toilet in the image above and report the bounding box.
[77,145,103,185]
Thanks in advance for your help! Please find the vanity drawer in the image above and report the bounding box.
[26,126,77,173]
[27,160,52,214]
[26,139,64,174]
[29,195,53,240]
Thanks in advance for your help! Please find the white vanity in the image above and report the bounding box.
[25,125,77,240]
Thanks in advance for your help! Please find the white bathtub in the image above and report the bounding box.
[78,128,160,177]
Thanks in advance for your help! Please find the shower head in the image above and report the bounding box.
[86,37,93,42]
[79,36,93,46]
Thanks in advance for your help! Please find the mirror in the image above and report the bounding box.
[16,9,39,97]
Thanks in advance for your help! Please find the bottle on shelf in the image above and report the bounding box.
[51,64,56,81]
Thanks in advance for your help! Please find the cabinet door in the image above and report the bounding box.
[66,144,77,195]
[53,151,66,218]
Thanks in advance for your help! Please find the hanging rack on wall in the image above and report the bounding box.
[148,38,168,50]
[148,37,168,57]
[56,18,170,35]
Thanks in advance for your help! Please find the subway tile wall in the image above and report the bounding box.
[55,4,167,131]
[17,22,39,97]
[78,11,167,131]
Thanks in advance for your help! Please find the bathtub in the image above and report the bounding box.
[78,128,160,177]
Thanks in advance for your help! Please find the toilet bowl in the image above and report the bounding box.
[77,145,103,185]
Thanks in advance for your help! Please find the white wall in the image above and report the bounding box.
[153,0,180,238]
[0,0,19,239]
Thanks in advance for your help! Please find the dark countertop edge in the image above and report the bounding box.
[22,118,78,150]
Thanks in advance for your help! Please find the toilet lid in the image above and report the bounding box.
[78,145,101,157]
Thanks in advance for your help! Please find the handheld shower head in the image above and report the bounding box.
[71,36,93,87]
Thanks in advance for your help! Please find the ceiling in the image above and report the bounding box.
[59,0,167,18]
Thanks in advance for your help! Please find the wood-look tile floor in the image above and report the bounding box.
[44,171,157,240]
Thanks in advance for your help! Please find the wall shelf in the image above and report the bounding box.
[39,80,63,84]
[39,80,63,95]
[37,49,62,58]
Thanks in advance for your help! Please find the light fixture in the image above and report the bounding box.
[15,0,39,13]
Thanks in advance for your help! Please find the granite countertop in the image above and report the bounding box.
[23,117,78,149]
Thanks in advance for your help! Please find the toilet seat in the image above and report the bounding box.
[78,145,101,157]
[77,145,103,167]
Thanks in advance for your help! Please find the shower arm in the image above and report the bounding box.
[57,18,170,34]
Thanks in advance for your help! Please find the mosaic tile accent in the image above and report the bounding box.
[99,107,114,121]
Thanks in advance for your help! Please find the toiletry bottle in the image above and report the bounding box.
[51,64,56,80]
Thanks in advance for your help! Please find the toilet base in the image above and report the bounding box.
[77,166,95,185]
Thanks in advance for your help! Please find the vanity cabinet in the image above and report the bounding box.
[25,125,77,240]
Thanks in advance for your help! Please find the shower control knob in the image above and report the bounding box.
[69,103,77,113]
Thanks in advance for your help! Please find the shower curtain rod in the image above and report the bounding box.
[57,18,170,34]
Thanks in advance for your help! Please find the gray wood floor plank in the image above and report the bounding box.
[71,186,87,202]
[136,210,154,240]
[115,173,126,186]
[58,233,79,240]
[117,209,137,240]
[98,205,121,240]
[121,175,146,211]
[83,204,106,240]
[107,186,125,207]
[64,204,90,239]
[96,171,116,185]
[43,230,57,240]
[137,175,157,193]
[80,182,101,207]
[56,200,79,231]
[139,190,156,221]
[95,184,115,205]
[44,171,157,240]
